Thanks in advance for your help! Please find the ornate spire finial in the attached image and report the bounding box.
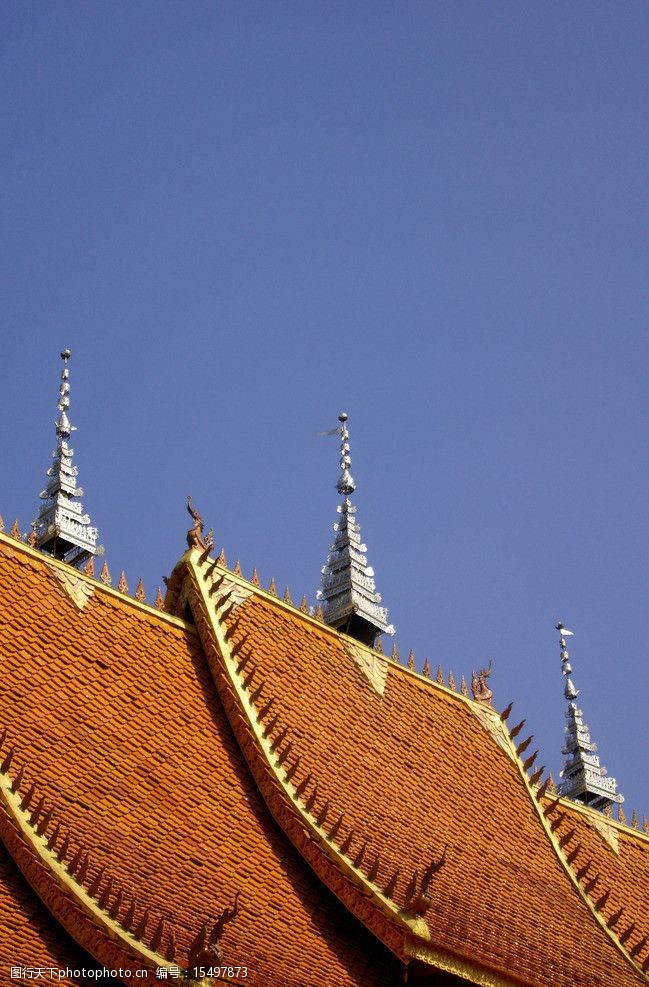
[336,412,356,497]
[317,412,394,647]
[555,623,623,812]
[32,350,103,568]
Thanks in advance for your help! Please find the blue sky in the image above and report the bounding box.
[2,2,648,819]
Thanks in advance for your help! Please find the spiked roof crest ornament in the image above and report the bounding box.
[555,622,623,812]
[32,350,103,568]
[316,412,394,647]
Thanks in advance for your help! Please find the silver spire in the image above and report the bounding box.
[33,350,103,568]
[317,412,394,647]
[555,623,623,812]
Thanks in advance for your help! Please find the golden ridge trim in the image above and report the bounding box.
[405,940,519,986]
[0,749,175,972]
[185,554,430,960]
[502,722,649,982]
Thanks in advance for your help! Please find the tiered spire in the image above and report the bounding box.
[316,413,394,647]
[33,350,102,568]
[555,623,623,812]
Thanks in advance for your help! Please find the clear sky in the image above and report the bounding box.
[2,2,648,819]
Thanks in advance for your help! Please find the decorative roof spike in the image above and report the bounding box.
[436,664,444,685]
[11,518,20,539]
[134,579,146,602]
[555,623,623,812]
[83,556,94,577]
[300,594,309,613]
[268,577,277,597]
[134,907,150,941]
[0,514,4,532]
[118,570,128,594]
[122,899,137,932]
[461,675,469,697]
[317,412,394,648]
[407,649,416,671]
[422,658,431,678]
[233,560,243,577]
[618,803,626,825]
[149,918,165,952]
[383,868,400,899]
[251,567,260,587]
[449,670,456,691]
[33,350,103,568]
[109,888,124,921]
[100,560,111,585]
[283,586,293,605]
[391,642,400,663]
[155,587,164,610]
[631,808,639,830]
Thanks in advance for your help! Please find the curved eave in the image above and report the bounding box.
[0,746,177,974]
[180,550,425,965]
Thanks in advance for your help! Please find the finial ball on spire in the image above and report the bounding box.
[338,412,348,422]
[61,349,71,361]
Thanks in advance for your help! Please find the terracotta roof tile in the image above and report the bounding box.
[0,536,396,984]
[0,841,99,979]
[208,578,648,987]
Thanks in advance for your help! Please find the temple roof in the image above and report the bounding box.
[0,527,647,985]
[0,530,394,984]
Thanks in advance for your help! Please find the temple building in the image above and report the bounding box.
[0,352,647,986]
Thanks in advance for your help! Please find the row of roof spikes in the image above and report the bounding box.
[16,351,629,815]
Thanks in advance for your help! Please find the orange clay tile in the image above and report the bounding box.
[555,798,649,955]
[2,531,648,987]
[0,534,396,985]
[175,550,648,987]
[0,843,101,981]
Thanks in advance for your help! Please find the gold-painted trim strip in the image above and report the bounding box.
[0,529,193,631]
[405,940,520,987]
[185,553,425,952]
[502,723,649,982]
[0,762,171,969]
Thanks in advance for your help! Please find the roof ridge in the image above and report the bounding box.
[182,551,438,962]
[0,734,179,972]
[561,794,649,843]
[0,528,193,631]
[497,709,649,982]
[226,618,450,921]
[167,545,387,641]
[175,546,489,713]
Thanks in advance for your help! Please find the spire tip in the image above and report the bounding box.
[32,349,100,568]
[556,621,622,811]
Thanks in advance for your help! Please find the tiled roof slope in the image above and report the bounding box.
[0,841,96,981]
[557,799,649,953]
[0,533,396,985]
[176,551,649,987]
